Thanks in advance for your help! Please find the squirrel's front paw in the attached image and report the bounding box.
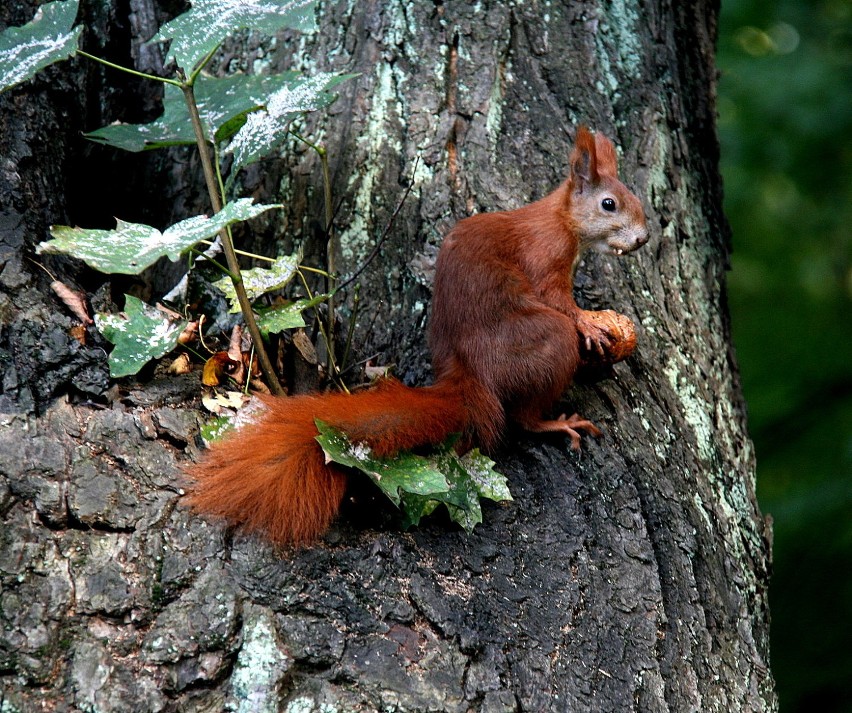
[576,310,614,355]
[576,309,637,364]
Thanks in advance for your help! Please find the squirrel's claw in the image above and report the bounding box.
[526,412,602,450]
[577,316,612,356]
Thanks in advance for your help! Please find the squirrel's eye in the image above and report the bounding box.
[601,198,617,212]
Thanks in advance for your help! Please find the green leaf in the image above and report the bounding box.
[227,73,355,177]
[255,294,327,335]
[85,73,298,152]
[400,447,512,533]
[414,449,508,531]
[459,448,513,503]
[150,0,318,71]
[314,420,450,506]
[397,494,441,530]
[38,199,280,275]
[214,105,262,144]
[95,296,188,378]
[314,421,512,534]
[256,302,306,334]
[213,254,300,313]
[0,0,82,93]
[199,415,235,443]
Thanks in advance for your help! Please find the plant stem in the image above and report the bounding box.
[197,240,276,264]
[188,247,234,277]
[187,45,221,87]
[296,269,348,394]
[77,50,182,86]
[180,77,284,396]
[196,242,333,278]
[340,283,360,375]
[297,264,331,277]
[213,142,228,203]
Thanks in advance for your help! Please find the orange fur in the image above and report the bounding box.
[187,379,467,544]
[186,127,648,545]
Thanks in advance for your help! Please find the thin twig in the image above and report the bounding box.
[338,352,382,378]
[340,283,360,375]
[337,155,421,292]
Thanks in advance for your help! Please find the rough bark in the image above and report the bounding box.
[0,1,775,711]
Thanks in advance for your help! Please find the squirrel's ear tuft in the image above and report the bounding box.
[594,132,618,177]
[570,126,598,191]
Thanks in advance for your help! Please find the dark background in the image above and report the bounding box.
[717,0,851,710]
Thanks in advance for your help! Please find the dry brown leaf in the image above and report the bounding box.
[249,377,271,395]
[364,361,394,380]
[202,351,241,386]
[68,324,87,345]
[50,280,93,325]
[227,324,243,362]
[177,320,199,345]
[154,302,184,321]
[201,390,247,415]
[241,350,261,379]
[168,352,192,374]
[292,329,318,365]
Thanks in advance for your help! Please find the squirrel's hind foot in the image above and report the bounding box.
[525,413,602,450]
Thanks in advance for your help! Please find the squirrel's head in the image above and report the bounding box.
[567,126,649,256]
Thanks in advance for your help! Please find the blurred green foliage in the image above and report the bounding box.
[717,0,852,710]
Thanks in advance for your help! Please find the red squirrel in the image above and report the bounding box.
[186,126,649,544]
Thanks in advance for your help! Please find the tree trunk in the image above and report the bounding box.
[0,1,776,711]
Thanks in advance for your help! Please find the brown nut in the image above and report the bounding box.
[580,310,637,364]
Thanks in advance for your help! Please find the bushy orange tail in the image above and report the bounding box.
[186,378,467,544]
